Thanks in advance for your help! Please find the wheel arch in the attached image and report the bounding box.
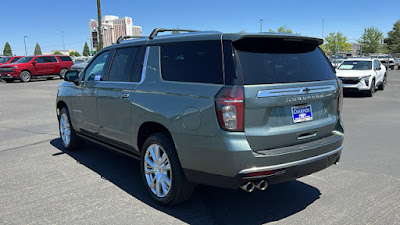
[137,121,175,153]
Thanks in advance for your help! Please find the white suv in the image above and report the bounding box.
[336,58,387,97]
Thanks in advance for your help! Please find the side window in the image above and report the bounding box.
[11,58,20,63]
[374,60,378,69]
[83,51,110,82]
[160,41,223,84]
[59,56,72,61]
[35,57,44,63]
[108,47,137,82]
[130,46,146,82]
[43,57,55,63]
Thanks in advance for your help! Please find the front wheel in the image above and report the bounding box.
[19,71,31,82]
[59,107,80,150]
[366,79,375,97]
[59,68,68,79]
[140,133,194,206]
[378,74,387,90]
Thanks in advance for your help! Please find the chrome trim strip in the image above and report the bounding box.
[239,145,343,174]
[257,85,336,98]
[139,47,150,84]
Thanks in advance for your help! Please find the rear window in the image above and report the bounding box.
[234,38,336,84]
[160,41,223,84]
[59,56,72,61]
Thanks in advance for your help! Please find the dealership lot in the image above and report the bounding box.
[1,73,400,225]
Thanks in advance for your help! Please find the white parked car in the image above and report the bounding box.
[336,58,387,97]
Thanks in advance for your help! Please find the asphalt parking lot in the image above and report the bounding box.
[1,73,400,225]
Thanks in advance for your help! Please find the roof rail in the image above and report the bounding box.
[116,35,147,44]
[149,28,199,39]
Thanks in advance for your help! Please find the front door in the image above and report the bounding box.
[71,50,111,134]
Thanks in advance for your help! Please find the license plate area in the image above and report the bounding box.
[292,104,313,123]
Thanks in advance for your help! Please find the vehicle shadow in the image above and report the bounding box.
[50,138,321,225]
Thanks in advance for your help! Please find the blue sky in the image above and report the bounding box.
[2,0,400,56]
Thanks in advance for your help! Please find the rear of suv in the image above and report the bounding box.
[57,29,344,205]
[0,55,73,82]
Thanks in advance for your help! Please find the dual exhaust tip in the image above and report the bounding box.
[240,180,268,192]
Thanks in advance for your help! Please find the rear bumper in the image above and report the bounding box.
[184,146,341,189]
[175,126,344,189]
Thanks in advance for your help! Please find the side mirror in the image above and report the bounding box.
[64,70,79,85]
[32,61,37,64]
[376,66,381,70]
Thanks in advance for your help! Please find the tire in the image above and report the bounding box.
[140,133,194,206]
[366,79,375,97]
[59,107,80,150]
[59,68,68,79]
[378,74,387,91]
[4,79,14,83]
[19,71,31,82]
[390,66,394,70]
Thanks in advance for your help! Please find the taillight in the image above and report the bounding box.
[215,86,244,131]
[338,80,343,114]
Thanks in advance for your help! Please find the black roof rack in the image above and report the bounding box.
[116,35,147,44]
[149,28,199,39]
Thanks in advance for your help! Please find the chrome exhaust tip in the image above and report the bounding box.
[255,180,268,191]
[240,182,255,192]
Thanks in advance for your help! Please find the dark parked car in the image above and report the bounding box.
[0,55,73,82]
[57,28,344,205]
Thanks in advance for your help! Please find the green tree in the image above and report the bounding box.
[385,19,400,53]
[268,26,300,35]
[269,26,293,33]
[3,42,12,56]
[324,32,352,56]
[69,51,81,57]
[358,27,383,54]
[53,51,62,55]
[34,43,42,55]
[83,42,90,56]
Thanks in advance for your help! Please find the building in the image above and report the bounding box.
[89,15,142,52]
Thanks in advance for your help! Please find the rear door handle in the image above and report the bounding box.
[119,93,129,99]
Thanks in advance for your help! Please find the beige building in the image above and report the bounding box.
[89,15,142,51]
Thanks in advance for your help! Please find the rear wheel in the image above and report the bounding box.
[140,133,194,206]
[59,68,68,79]
[19,71,31,82]
[378,74,387,90]
[366,79,375,97]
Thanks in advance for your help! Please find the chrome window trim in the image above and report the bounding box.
[239,145,343,174]
[257,85,336,98]
[139,46,150,84]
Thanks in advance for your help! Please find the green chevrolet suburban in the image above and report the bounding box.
[56,28,344,205]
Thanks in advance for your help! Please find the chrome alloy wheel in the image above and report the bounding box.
[20,71,31,82]
[60,113,71,146]
[144,144,172,198]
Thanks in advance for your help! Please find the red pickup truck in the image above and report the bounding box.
[0,55,73,82]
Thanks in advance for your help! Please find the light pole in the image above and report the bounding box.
[24,36,28,56]
[61,31,65,51]
[97,0,103,51]
[260,19,263,32]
